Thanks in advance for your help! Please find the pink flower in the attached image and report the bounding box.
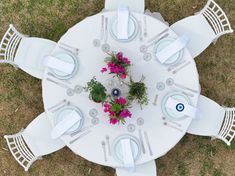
[101,67,107,73]
[103,103,111,112]
[116,52,123,60]
[107,62,115,68]
[120,109,132,118]
[110,118,118,125]
[109,111,115,116]
[115,97,127,105]
[122,57,131,65]
[120,73,127,79]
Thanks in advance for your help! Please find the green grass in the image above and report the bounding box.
[0,0,234,176]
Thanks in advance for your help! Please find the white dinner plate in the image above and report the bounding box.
[54,105,84,134]
[50,52,79,80]
[112,134,141,164]
[154,37,184,66]
[161,91,191,121]
[110,15,138,42]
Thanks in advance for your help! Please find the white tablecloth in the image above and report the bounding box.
[42,11,200,167]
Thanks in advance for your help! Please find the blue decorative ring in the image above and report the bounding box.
[176,103,184,112]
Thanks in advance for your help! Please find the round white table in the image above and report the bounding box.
[42,11,200,167]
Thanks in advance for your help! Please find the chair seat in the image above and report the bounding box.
[170,14,216,58]
[105,0,145,13]
[187,95,225,136]
[22,113,65,156]
[116,160,157,176]
[14,37,56,79]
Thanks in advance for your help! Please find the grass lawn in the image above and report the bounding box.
[0,0,234,175]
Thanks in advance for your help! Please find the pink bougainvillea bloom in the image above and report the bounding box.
[107,62,115,68]
[110,118,118,125]
[120,109,132,118]
[120,73,127,79]
[116,52,123,60]
[116,97,127,105]
[101,67,107,73]
[122,57,131,65]
[109,111,115,116]
[103,103,111,112]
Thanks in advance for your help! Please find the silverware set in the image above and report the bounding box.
[152,94,158,106]
[143,16,148,38]
[166,78,198,94]
[105,135,112,156]
[144,131,153,156]
[69,130,91,144]
[167,60,186,72]
[47,72,71,84]
[47,99,67,112]
[147,28,169,43]
[172,61,191,74]
[140,32,169,53]
[138,20,143,42]
[163,122,183,132]
[46,78,83,96]
[162,117,181,127]
[94,15,111,52]
[59,42,79,55]
[101,141,107,162]
[101,135,111,161]
[138,129,146,154]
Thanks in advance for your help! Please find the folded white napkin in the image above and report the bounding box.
[165,97,197,118]
[156,35,190,64]
[121,138,135,172]
[43,56,74,74]
[51,111,81,139]
[117,5,129,39]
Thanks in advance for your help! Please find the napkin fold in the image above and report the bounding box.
[43,56,74,74]
[117,5,129,39]
[165,97,197,119]
[121,138,135,172]
[51,111,81,139]
[156,35,190,64]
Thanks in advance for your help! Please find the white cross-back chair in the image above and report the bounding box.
[4,113,65,171]
[115,160,157,176]
[170,0,233,58]
[187,95,235,146]
[104,0,145,13]
[0,24,56,79]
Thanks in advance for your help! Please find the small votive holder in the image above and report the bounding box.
[89,108,98,117]
[136,118,144,126]
[127,124,136,133]
[156,82,165,91]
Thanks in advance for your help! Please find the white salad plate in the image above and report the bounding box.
[50,51,79,80]
[154,37,184,66]
[54,105,84,134]
[161,91,191,121]
[110,15,138,42]
[112,134,141,164]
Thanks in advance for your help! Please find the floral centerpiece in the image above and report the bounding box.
[84,51,148,125]
[101,52,131,79]
[103,97,132,125]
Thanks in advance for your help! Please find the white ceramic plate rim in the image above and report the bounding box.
[50,51,79,80]
[54,105,84,134]
[110,15,139,42]
[154,37,184,66]
[112,134,141,164]
[161,91,192,121]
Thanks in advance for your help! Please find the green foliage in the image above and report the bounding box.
[85,77,107,103]
[128,76,148,107]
